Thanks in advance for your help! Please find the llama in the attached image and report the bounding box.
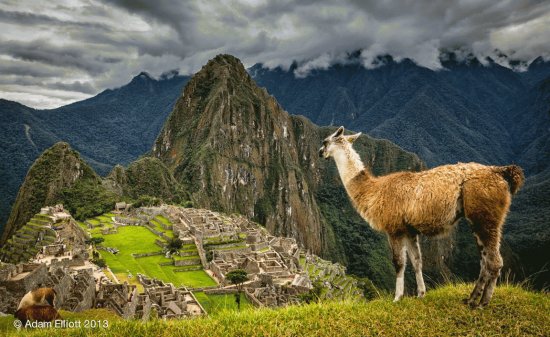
[17,287,57,310]
[15,305,61,326]
[319,126,524,308]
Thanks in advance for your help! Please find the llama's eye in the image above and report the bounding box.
[323,140,328,146]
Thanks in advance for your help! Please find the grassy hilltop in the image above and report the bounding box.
[1,284,547,337]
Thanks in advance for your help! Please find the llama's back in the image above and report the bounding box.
[349,162,521,236]
[361,163,501,235]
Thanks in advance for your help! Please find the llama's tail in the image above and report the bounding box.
[495,165,525,194]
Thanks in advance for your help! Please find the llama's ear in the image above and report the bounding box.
[334,126,344,138]
[346,132,361,143]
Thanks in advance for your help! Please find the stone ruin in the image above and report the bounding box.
[0,204,362,316]
[137,275,205,319]
[94,275,206,320]
[95,283,138,319]
[0,262,95,314]
[244,274,303,307]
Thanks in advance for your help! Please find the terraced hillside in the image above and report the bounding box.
[0,213,56,263]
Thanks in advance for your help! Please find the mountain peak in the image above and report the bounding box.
[0,142,99,245]
[130,71,155,83]
[197,54,250,82]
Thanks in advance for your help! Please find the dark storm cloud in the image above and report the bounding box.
[47,80,97,94]
[0,76,96,94]
[0,8,113,31]
[0,0,549,108]
[0,60,63,78]
[0,39,118,74]
[107,0,203,55]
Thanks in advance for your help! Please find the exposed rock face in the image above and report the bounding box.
[0,142,99,245]
[153,55,425,262]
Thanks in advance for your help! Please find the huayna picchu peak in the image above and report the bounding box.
[152,54,424,270]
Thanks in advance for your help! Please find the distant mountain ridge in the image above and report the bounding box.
[0,73,189,232]
[250,54,550,170]
[1,53,549,288]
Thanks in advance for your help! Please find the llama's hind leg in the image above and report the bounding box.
[463,176,509,308]
[405,235,426,298]
[479,244,502,307]
[389,235,407,302]
[465,234,489,307]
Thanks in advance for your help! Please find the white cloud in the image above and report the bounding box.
[0,0,549,108]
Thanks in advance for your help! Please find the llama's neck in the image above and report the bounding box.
[333,146,366,186]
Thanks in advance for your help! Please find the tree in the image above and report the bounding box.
[225,269,248,310]
[167,238,183,253]
[92,258,106,268]
[86,237,104,249]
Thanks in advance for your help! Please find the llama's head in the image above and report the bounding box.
[319,126,361,160]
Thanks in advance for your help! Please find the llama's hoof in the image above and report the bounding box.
[417,291,426,298]
[467,301,481,309]
[393,295,403,303]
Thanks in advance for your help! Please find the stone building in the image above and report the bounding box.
[136,275,205,319]
[95,283,138,319]
[0,262,95,313]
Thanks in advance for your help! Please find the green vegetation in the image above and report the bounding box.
[84,221,216,289]
[60,178,118,221]
[122,157,187,204]
[150,217,174,238]
[133,195,161,207]
[3,284,547,337]
[225,269,249,310]
[194,292,253,313]
[167,238,183,253]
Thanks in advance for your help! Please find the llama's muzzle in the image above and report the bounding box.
[319,147,329,160]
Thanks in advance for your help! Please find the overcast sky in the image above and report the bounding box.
[1,0,549,109]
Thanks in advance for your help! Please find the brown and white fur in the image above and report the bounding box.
[15,305,61,326]
[17,287,57,311]
[319,126,524,308]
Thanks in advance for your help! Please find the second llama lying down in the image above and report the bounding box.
[319,126,524,308]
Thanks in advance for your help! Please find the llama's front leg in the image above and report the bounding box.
[389,235,407,302]
[405,235,426,298]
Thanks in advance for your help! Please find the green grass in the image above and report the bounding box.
[2,284,548,336]
[155,215,171,226]
[150,218,175,238]
[194,292,253,313]
[96,215,113,223]
[95,226,216,288]
[173,255,200,261]
[101,226,160,253]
